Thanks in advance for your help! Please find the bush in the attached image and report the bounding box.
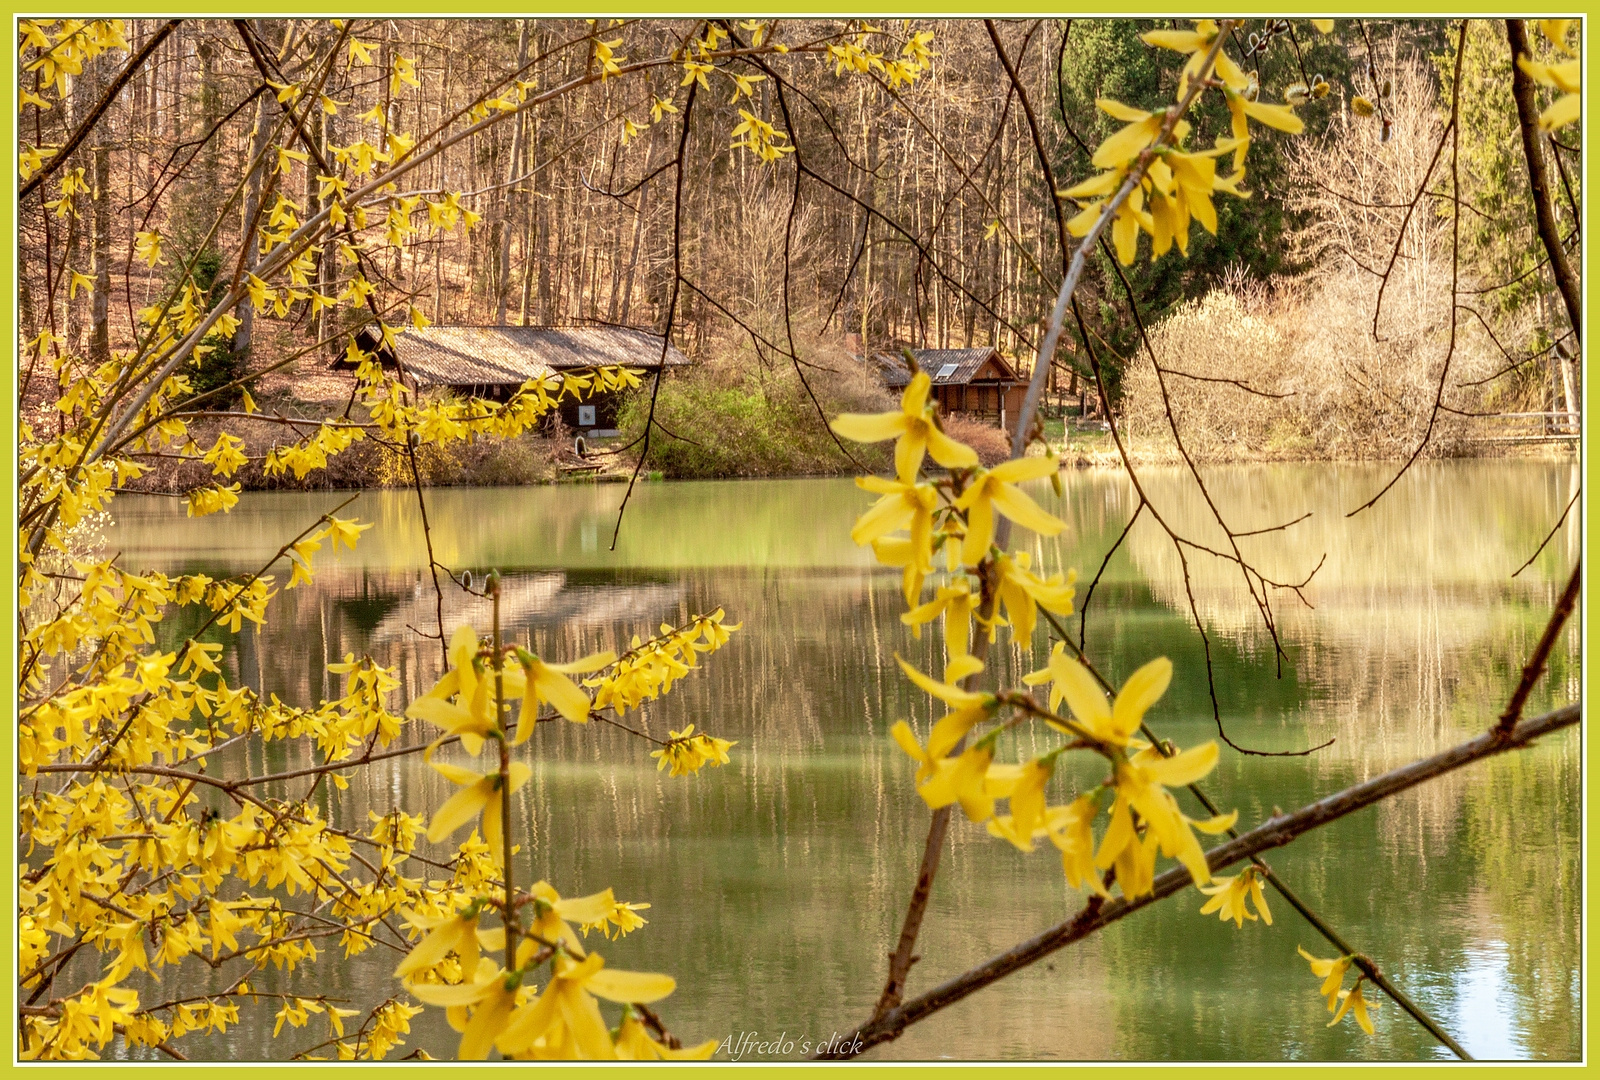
[1120,59,1533,464]
[941,413,1013,466]
[618,360,892,479]
[185,331,245,403]
[169,248,247,407]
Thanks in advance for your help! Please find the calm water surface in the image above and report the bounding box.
[105,460,1581,1061]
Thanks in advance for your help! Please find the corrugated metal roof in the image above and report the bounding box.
[876,348,1020,388]
[394,325,690,387]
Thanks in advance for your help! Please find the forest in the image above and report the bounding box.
[14,16,1583,1064]
[16,17,1580,481]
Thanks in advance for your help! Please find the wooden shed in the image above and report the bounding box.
[875,347,1028,434]
[339,325,691,435]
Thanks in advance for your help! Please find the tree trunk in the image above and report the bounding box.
[1506,19,1582,343]
[612,136,659,325]
[495,20,532,325]
[311,101,331,341]
[19,247,37,344]
[434,50,451,324]
[61,51,99,355]
[859,82,876,353]
[518,199,537,325]
[89,144,111,362]
[1557,340,1579,431]
[231,19,294,359]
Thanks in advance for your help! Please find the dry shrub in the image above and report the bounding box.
[940,413,1012,465]
[1122,58,1533,463]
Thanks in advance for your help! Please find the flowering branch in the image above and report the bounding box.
[822,701,1577,1057]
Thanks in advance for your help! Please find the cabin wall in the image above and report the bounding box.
[558,389,622,433]
[933,384,1017,414]
[1002,385,1026,433]
[415,382,629,433]
[929,382,1028,435]
[442,382,519,403]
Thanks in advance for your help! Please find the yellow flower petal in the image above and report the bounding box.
[1050,652,1114,735]
[928,704,985,760]
[406,977,495,1008]
[406,695,483,733]
[553,889,616,926]
[989,482,1067,538]
[901,371,931,414]
[395,914,477,978]
[1139,741,1219,788]
[1092,114,1163,170]
[1066,200,1105,237]
[584,968,677,1004]
[1059,170,1121,200]
[547,651,617,675]
[987,455,1057,484]
[925,425,979,470]
[1096,97,1152,123]
[535,665,593,723]
[1188,809,1238,834]
[428,782,493,843]
[1242,99,1304,133]
[830,411,908,444]
[496,987,560,1056]
[1540,93,1580,131]
[459,986,517,1060]
[1110,657,1171,737]
[895,655,988,707]
[557,984,616,1059]
[1141,29,1207,52]
[431,760,486,786]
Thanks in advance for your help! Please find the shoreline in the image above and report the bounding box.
[115,441,1580,499]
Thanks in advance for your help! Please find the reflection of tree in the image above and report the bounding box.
[111,480,888,574]
[1124,462,1579,629]
[1102,459,1584,908]
[1460,741,1580,1059]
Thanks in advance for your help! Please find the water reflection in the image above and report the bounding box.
[102,460,1580,1061]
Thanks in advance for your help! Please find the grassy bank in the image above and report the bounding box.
[616,364,895,479]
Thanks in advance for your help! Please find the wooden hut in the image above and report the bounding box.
[875,347,1028,434]
[338,325,691,435]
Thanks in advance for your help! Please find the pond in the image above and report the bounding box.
[103,459,1581,1061]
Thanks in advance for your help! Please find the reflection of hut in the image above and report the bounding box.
[363,570,686,646]
[874,347,1028,434]
[337,325,691,435]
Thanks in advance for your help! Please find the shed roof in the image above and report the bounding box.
[386,325,690,387]
[875,347,1020,388]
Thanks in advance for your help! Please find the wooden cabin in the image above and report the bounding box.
[875,347,1028,434]
[336,325,691,435]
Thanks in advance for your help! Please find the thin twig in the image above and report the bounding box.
[1495,562,1580,736]
[1078,498,1144,653]
[1513,488,1580,578]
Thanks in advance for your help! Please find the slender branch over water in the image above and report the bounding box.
[820,702,1578,1058]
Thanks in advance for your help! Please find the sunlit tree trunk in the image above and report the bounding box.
[495,19,530,324]
[231,19,294,359]
[89,144,111,362]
